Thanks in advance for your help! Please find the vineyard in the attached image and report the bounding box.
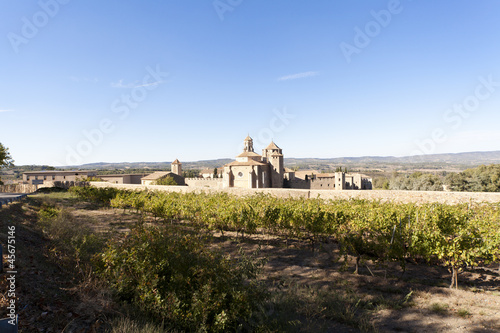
[70,185,500,289]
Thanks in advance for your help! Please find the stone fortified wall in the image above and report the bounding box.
[89,182,500,205]
[184,178,223,189]
[0,184,38,193]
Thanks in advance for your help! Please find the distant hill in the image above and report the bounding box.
[284,151,500,172]
[56,159,234,171]
[7,151,500,174]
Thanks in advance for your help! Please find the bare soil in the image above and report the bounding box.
[1,194,499,332]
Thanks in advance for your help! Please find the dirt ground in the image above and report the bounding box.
[1,194,499,332]
[209,232,500,333]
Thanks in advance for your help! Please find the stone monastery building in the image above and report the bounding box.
[223,136,285,189]
[223,136,372,190]
[21,136,371,190]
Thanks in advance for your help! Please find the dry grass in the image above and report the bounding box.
[430,302,449,315]
[2,191,500,332]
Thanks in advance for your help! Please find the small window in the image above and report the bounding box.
[44,176,47,180]
[27,176,30,180]
[52,176,55,180]
[238,172,243,178]
[35,176,38,180]
[63,176,66,179]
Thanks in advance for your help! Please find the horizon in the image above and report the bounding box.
[1,1,499,166]
[11,149,500,169]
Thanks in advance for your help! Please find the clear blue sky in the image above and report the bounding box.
[1,0,499,166]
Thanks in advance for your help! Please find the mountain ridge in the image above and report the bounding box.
[49,150,500,171]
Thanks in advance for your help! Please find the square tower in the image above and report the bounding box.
[262,141,284,188]
[171,159,182,176]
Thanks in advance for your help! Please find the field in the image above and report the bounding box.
[0,188,499,332]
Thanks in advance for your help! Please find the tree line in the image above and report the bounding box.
[372,164,500,192]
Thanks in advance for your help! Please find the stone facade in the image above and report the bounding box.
[23,170,97,185]
[171,159,182,176]
[185,178,224,188]
[141,159,185,185]
[292,172,372,190]
[223,136,283,189]
[0,184,38,193]
[223,136,372,190]
[89,182,500,205]
[98,174,147,184]
[141,171,185,186]
[200,168,223,179]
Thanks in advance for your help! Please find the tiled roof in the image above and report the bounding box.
[98,174,147,177]
[265,141,280,150]
[236,151,262,158]
[172,159,181,164]
[225,160,268,167]
[141,171,174,180]
[23,170,97,174]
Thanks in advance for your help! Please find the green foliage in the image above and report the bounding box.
[69,185,119,206]
[430,302,449,314]
[182,169,201,178]
[72,186,500,289]
[372,176,390,189]
[108,317,166,333]
[446,164,500,192]
[457,308,471,318]
[153,176,178,186]
[349,164,500,192]
[97,225,267,332]
[390,172,443,191]
[0,142,14,168]
[38,205,61,222]
[37,204,105,265]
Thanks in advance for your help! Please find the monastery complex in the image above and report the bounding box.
[21,136,372,191]
[222,136,372,190]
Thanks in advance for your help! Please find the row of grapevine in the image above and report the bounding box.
[70,186,500,288]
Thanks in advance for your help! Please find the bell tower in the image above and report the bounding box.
[243,135,254,152]
[171,159,182,176]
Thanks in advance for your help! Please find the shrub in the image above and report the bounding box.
[97,225,267,332]
[37,205,61,222]
[70,186,119,205]
[153,176,178,186]
[37,205,105,265]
